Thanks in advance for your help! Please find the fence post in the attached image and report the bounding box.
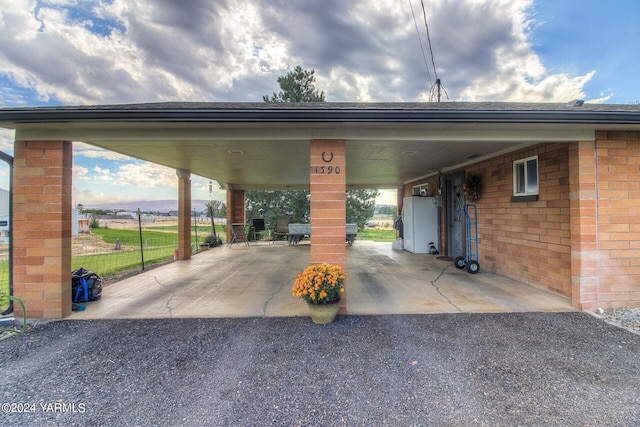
[137,208,145,271]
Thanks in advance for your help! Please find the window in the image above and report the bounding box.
[513,156,538,198]
[412,183,429,196]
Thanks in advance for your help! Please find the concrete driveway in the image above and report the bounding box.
[70,240,574,319]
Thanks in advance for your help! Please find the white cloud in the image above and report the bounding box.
[1,0,615,204]
[74,142,131,161]
[113,162,177,189]
[92,165,112,181]
[0,129,14,154]
[0,0,600,105]
[73,164,89,181]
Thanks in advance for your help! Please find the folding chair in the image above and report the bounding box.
[227,223,249,247]
[272,215,290,243]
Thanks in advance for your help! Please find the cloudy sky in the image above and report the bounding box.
[0,0,638,207]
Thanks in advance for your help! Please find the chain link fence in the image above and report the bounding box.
[0,219,226,313]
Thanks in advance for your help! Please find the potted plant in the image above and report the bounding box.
[462,174,481,201]
[292,263,345,324]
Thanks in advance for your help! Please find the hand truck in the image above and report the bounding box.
[454,204,480,274]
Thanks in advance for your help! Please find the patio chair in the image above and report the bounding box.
[272,215,290,243]
[251,218,268,244]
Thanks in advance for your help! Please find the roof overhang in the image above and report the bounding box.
[2,102,640,190]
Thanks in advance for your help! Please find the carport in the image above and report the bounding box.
[69,240,574,319]
[2,101,640,318]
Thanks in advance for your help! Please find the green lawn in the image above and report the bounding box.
[357,228,397,242]
[71,246,176,276]
[146,224,226,236]
[91,227,178,245]
[92,225,224,245]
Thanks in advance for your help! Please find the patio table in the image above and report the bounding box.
[288,223,358,246]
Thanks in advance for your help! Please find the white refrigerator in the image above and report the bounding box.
[402,196,439,254]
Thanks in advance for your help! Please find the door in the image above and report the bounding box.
[445,171,465,258]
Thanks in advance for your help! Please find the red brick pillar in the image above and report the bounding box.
[310,140,346,312]
[176,169,192,260]
[226,189,246,243]
[13,140,72,318]
[592,131,640,309]
[568,141,598,310]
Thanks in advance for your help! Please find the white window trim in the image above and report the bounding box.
[412,183,429,196]
[513,155,539,196]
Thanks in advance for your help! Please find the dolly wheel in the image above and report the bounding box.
[466,260,480,274]
[454,256,466,269]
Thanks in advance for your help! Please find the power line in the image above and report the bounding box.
[419,0,438,82]
[409,0,433,88]
[410,0,448,102]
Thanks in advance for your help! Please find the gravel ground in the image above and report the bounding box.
[1,312,639,426]
[600,308,640,333]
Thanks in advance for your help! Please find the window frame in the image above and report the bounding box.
[512,155,539,199]
[412,183,429,197]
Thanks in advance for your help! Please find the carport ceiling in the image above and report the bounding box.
[4,102,640,190]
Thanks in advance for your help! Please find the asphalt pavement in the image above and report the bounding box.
[1,312,639,426]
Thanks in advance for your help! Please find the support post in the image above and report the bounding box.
[13,140,73,318]
[310,140,347,313]
[176,169,192,260]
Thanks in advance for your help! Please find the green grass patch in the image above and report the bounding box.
[357,228,397,242]
[146,224,226,235]
[71,247,176,277]
[91,228,179,245]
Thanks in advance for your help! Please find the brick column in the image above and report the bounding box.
[226,189,246,243]
[13,140,72,319]
[593,131,640,308]
[176,169,191,260]
[310,140,346,312]
[568,141,599,310]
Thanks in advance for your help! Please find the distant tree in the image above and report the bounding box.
[256,66,378,232]
[89,216,100,229]
[263,65,325,103]
[206,200,226,219]
[377,205,398,217]
[84,208,109,216]
[250,66,323,230]
[206,200,226,237]
[246,190,310,231]
[346,189,380,230]
[247,189,379,231]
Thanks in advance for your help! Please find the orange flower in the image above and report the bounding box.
[292,263,346,304]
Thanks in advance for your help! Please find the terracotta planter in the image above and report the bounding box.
[307,298,340,324]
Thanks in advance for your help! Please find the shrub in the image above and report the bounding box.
[204,235,223,247]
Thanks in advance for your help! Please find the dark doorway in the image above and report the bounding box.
[445,171,465,258]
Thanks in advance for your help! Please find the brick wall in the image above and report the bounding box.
[474,144,572,295]
[594,131,640,308]
[406,144,572,296]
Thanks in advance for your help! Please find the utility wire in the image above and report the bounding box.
[420,0,438,82]
[419,0,448,102]
[409,0,433,88]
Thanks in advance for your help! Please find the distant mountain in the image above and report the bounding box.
[83,199,212,213]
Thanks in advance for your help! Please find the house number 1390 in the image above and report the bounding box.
[313,165,341,174]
